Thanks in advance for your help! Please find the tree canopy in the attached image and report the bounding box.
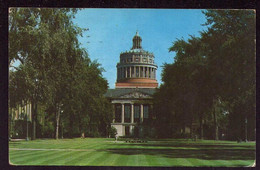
[154,10,255,140]
[9,8,112,139]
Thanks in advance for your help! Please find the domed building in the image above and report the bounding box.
[105,32,158,137]
[115,31,158,88]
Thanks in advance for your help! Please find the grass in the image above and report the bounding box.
[9,138,255,166]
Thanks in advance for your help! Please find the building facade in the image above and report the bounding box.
[105,32,158,137]
[9,101,32,138]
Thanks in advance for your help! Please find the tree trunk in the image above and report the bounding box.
[61,121,63,139]
[213,107,219,140]
[199,115,204,139]
[55,105,60,140]
[32,102,37,140]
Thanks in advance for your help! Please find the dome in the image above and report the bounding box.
[115,32,158,88]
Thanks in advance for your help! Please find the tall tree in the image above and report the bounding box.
[9,8,112,140]
[201,10,256,140]
[154,10,255,140]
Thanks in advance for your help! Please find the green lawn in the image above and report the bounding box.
[9,138,255,167]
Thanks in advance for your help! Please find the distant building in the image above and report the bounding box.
[105,32,158,137]
[9,101,32,121]
[9,101,32,138]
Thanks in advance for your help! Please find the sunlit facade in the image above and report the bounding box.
[105,32,158,137]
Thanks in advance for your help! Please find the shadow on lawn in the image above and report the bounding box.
[106,148,255,160]
[106,142,255,160]
[120,143,254,149]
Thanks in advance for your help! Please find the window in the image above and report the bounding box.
[135,58,139,62]
[144,105,149,119]
[143,58,147,62]
[127,67,130,77]
[136,67,139,77]
[115,105,122,123]
[134,105,140,122]
[143,105,150,123]
[124,104,131,123]
[131,66,134,77]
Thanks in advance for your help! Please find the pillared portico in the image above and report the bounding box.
[105,32,157,137]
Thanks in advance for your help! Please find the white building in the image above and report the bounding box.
[105,32,158,137]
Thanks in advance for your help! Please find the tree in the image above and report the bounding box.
[154,10,255,140]
[9,8,81,140]
[9,8,113,140]
[154,35,214,139]
[201,10,255,140]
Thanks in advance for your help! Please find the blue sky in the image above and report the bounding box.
[12,9,208,88]
[73,9,207,89]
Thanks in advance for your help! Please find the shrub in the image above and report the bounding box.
[108,126,117,138]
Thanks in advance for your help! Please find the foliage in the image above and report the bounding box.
[108,126,117,138]
[8,8,113,139]
[154,10,255,140]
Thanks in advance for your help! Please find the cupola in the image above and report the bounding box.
[132,31,142,49]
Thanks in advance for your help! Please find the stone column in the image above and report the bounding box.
[140,104,144,123]
[122,103,124,123]
[129,66,131,78]
[139,66,141,78]
[134,66,136,78]
[131,104,134,123]
[125,67,127,78]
